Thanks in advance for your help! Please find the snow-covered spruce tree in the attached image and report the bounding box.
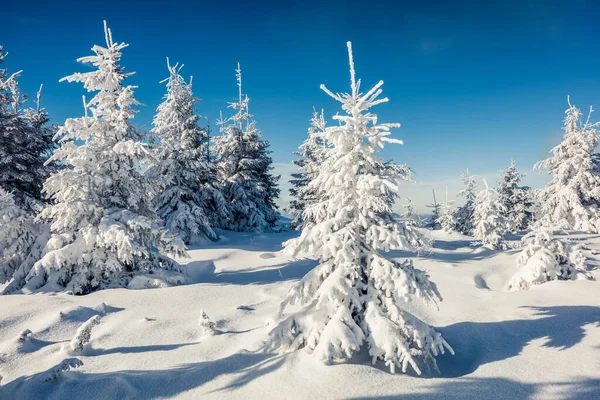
[473,180,506,249]
[24,85,58,177]
[498,160,532,233]
[436,189,456,233]
[266,42,453,375]
[454,170,478,235]
[426,190,441,229]
[23,22,187,295]
[289,109,327,230]
[0,187,50,294]
[146,60,228,244]
[214,64,280,232]
[507,229,591,291]
[536,98,600,233]
[402,198,424,228]
[0,47,54,212]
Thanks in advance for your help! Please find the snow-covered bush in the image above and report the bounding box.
[0,188,50,294]
[39,358,83,382]
[23,22,187,295]
[536,98,600,233]
[507,230,592,291]
[146,60,228,244]
[214,64,280,232]
[454,170,478,235]
[69,315,101,353]
[289,109,327,230]
[497,160,532,232]
[473,180,506,249]
[266,42,452,375]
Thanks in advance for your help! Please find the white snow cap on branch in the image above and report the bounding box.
[267,42,452,375]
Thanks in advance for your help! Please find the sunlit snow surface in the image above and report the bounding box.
[0,229,598,399]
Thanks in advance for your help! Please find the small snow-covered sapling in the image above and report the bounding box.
[199,310,216,336]
[40,358,83,382]
[69,315,101,353]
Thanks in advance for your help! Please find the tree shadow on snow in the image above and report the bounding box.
[0,351,285,399]
[187,230,300,253]
[86,342,199,356]
[186,258,317,285]
[436,306,600,378]
[349,376,600,400]
[386,244,497,264]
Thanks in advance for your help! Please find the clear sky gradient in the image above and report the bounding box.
[3,0,600,213]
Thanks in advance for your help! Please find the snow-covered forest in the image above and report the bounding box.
[0,20,599,400]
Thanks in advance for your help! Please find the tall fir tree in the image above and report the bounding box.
[497,160,532,232]
[288,109,327,230]
[536,98,600,233]
[267,42,452,374]
[454,170,478,235]
[0,47,54,212]
[23,22,187,295]
[214,64,280,232]
[146,60,228,244]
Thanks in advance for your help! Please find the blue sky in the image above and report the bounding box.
[2,0,600,212]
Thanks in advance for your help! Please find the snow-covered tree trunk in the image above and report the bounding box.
[23,21,187,295]
[146,59,228,244]
[266,42,452,374]
[213,64,280,232]
[536,98,600,233]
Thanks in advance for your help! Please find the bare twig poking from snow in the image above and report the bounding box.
[199,310,216,336]
[16,329,33,343]
[39,358,83,382]
[69,315,101,353]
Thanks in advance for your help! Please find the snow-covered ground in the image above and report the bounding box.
[1,229,599,399]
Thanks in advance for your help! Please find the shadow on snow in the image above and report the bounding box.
[436,305,600,378]
[0,351,284,399]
